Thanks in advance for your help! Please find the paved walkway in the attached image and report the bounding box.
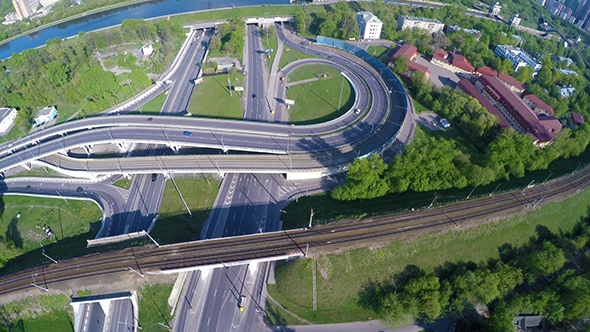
[285,77,320,87]
[267,25,286,121]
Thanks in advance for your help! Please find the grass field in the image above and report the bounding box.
[260,26,278,73]
[286,74,354,124]
[167,5,305,26]
[113,178,131,189]
[138,284,174,332]
[366,45,389,63]
[0,294,73,331]
[279,46,320,70]
[287,64,341,83]
[139,92,167,115]
[0,195,102,275]
[150,175,220,244]
[269,186,590,324]
[411,96,431,114]
[187,73,245,119]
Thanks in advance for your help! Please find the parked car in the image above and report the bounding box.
[439,118,451,129]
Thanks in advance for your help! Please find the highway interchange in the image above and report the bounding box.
[0,17,549,332]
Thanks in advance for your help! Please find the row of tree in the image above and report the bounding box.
[0,18,182,130]
[359,220,590,330]
[332,74,590,201]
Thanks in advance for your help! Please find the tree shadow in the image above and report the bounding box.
[264,302,297,332]
[5,217,22,249]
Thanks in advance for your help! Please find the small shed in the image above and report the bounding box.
[572,111,585,125]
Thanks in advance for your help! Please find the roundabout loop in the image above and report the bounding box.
[0,28,411,180]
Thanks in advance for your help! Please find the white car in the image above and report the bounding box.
[439,118,451,129]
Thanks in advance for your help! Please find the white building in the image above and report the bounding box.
[397,15,444,34]
[11,0,33,20]
[557,68,578,76]
[356,11,382,40]
[489,2,502,15]
[494,45,542,71]
[509,14,522,27]
[0,108,17,134]
[33,106,57,126]
[559,86,576,97]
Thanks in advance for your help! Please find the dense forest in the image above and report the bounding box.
[0,18,184,131]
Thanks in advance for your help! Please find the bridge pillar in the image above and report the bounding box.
[168,145,181,153]
[117,142,130,153]
[83,145,93,155]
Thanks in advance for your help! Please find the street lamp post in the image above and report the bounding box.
[126,78,143,114]
[227,70,233,97]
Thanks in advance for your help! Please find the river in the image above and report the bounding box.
[0,0,289,60]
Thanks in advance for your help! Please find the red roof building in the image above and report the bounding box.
[476,75,560,146]
[389,43,417,63]
[451,54,475,73]
[475,67,527,94]
[572,112,585,125]
[523,94,554,116]
[497,72,527,94]
[431,49,475,74]
[476,66,498,76]
[457,78,510,129]
[434,48,449,59]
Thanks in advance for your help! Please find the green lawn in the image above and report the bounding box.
[186,73,245,119]
[260,26,278,73]
[138,284,174,332]
[0,294,73,331]
[55,104,82,124]
[366,45,389,63]
[279,46,320,70]
[270,185,590,324]
[287,64,341,83]
[286,73,354,125]
[0,195,103,275]
[264,298,307,327]
[150,175,220,244]
[411,96,431,114]
[113,178,131,189]
[166,5,305,26]
[137,92,168,115]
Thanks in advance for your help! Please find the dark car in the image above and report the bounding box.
[252,94,257,99]
[77,187,83,192]
[25,185,31,190]
[183,131,192,136]
[147,117,153,122]
[151,173,158,182]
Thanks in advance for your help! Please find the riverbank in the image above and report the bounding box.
[0,0,151,47]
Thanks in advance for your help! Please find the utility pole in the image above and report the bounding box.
[127,78,142,114]
[309,208,314,228]
[227,70,233,97]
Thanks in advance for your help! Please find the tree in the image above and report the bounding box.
[44,60,69,86]
[294,12,306,33]
[129,68,151,92]
[393,55,409,75]
[331,154,389,200]
[527,241,567,276]
[514,66,533,84]
[499,58,514,74]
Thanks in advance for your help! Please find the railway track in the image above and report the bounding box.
[0,162,588,297]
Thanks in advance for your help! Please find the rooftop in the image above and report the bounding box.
[524,94,554,115]
[390,43,417,62]
[0,107,15,121]
[572,111,585,125]
[357,11,382,24]
[497,72,527,91]
[399,15,444,24]
[457,79,510,128]
[408,60,430,74]
[479,75,558,142]
[451,54,475,72]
